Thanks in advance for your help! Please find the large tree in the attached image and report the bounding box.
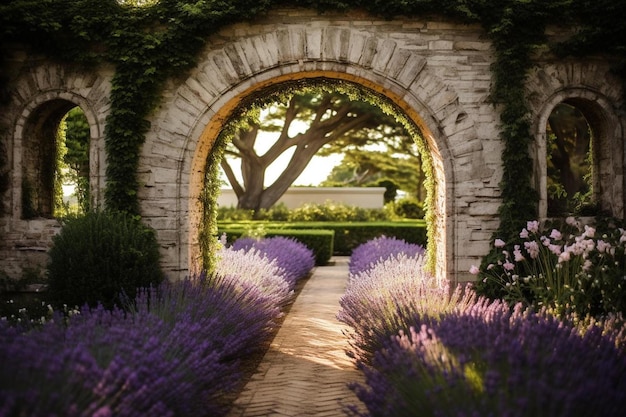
[220,90,419,212]
[320,146,425,203]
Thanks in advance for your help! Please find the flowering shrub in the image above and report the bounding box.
[348,235,425,276]
[230,236,315,288]
[215,244,293,306]
[471,218,626,318]
[338,253,475,363]
[0,272,283,416]
[350,300,626,417]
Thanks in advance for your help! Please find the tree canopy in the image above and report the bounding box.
[220,89,420,213]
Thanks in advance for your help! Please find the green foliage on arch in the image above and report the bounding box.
[200,78,437,272]
[0,0,624,247]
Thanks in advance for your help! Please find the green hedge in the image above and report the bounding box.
[218,220,426,256]
[218,228,335,266]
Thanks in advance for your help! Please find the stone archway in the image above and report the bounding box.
[4,64,112,219]
[145,18,495,283]
[0,63,112,278]
[4,12,622,284]
[526,61,626,219]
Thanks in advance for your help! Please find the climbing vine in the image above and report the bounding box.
[0,0,625,256]
[200,77,437,272]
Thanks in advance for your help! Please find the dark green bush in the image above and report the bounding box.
[47,211,164,309]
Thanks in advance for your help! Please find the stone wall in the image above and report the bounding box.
[0,8,623,284]
[218,187,387,209]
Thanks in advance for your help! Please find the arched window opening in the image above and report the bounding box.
[21,101,90,219]
[546,102,594,217]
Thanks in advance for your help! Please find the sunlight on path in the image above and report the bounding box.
[226,257,365,417]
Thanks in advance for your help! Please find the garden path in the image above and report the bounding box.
[226,256,366,417]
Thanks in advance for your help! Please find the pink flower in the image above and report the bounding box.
[519,229,529,239]
[597,240,611,253]
[558,251,571,263]
[548,244,562,256]
[494,238,506,248]
[583,259,592,271]
[513,245,525,262]
[503,261,515,271]
[549,229,562,240]
[469,265,480,275]
[527,220,539,234]
[583,225,596,238]
[524,241,540,259]
[566,216,577,226]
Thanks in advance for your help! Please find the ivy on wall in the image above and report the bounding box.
[0,0,625,256]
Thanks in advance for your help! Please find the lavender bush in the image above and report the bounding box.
[230,236,315,288]
[350,300,626,417]
[0,271,283,416]
[338,253,475,363]
[215,245,293,306]
[348,235,424,276]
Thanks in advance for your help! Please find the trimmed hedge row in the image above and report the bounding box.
[218,228,335,266]
[218,220,426,259]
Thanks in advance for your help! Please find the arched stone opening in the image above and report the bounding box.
[533,90,625,219]
[145,19,492,283]
[12,96,106,220]
[183,70,451,282]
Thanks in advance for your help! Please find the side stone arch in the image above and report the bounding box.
[144,21,497,283]
[0,62,112,278]
[526,60,626,218]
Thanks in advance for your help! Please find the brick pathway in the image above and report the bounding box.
[226,257,365,417]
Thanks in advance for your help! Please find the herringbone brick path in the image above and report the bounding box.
[226,257,365,417]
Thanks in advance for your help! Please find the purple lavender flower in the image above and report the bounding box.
[338,253,475,363]
[231,236,315,288]
[349,235,424,276]
[350,300,626,417]
[216,245,293,306]
[0,270,284,417]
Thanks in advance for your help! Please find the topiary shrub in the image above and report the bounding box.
[47,211,164,309]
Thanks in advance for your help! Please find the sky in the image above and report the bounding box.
[220,150,344,187]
